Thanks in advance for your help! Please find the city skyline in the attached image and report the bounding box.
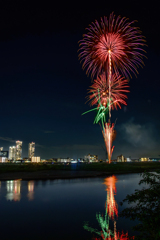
[1,140,159,160]
[0,2,160,159]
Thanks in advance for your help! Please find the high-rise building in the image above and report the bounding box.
[31,156,40,163]
[84,154,98,162]
[0,147,3,151]
[28,142,35,160]
[117,154,125,162]
[16,141,22,160]
[9,146,16,160]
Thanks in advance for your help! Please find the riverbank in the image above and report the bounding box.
[0,169,157,180]
[0,162,160,180]
[0,170,107,180]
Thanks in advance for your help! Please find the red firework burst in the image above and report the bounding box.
[87,72,129,110]
[78,12,146,79]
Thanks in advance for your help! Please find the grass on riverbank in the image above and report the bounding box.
[0,162,160,173]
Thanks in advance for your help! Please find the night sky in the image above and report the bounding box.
[0,0,160,159]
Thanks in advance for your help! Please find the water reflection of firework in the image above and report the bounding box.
[104,176,118,220]
[84,176,134,239]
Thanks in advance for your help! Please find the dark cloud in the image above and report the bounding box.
[113,119,159,158]
[120,120,155,148]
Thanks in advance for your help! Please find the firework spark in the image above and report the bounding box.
[87,72,129,110]
[102,122,116,164]
[80,12,146,165]
[78,12,146,80]
[82,88,109,125]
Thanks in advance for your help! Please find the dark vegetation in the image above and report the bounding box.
[119,171,160,240]
[0,162,160,173]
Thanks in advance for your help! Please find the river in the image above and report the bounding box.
[0,173,145,239]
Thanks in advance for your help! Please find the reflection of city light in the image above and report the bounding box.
[6,180,21,201]
[27,181,34,201]
[7,180,14,192]
[28,181,34,192]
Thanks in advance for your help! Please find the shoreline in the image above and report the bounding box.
[0,169,154,181]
